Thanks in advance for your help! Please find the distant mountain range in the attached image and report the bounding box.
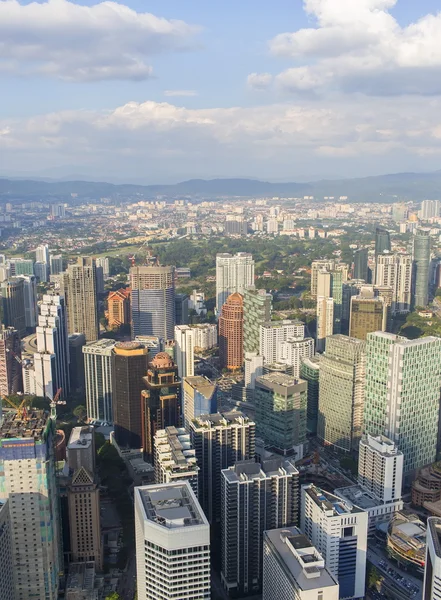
[1,171,441,202]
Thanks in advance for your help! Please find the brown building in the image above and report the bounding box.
[107,288,131,329]
[412,463,441,507]
[141,352,181,463]
[67,466,102,569]
[349,289,387,340]
[112,341,149,449]
[219,292,244,370]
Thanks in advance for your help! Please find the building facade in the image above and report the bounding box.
[1,277,26,337]
[174,325,194,380]
[154,426,199,494]
[182,375,217,427]
[107,288,131,329]
[0,326,22,399]
[300,356,320,435]
[243,286,272,354]
[424,517,441,600]
[83,339,115,423]
[134,482,210,600]
[219,292,244,370]
[260,320,305,364]
[316,296,334,353]
[61,257,99,343]
[413,228,431,307]
[216,252,254,313]
[349,289,387,340]
[0,501,14,600]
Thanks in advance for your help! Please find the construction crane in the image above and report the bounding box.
[129,240,158,268]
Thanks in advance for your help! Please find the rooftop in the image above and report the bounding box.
[68,426,93,450]
[184,375,216,399]
[136,482,208,529]
[428,517,441,559]
[256,372,306,390]
[66,562,96,593]
[334,485,380,510]
[0,409,50,441]
[304,484,362,516]
[193,411,252,428]
[264,527,338,591]
[388,513,426,566]
[223,458,298,483]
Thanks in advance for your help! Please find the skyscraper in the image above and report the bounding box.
[83,339,115,423]
[135,482,210,600]
[0,410,61,600]
[364,332,441,475]
[316,296,334,353]
[69,332,86,392]
[318,335,366,453]
[375,253,412,314]
[317,267,346,334]
[154,426,199,494]
[353,248,368,281]
[311,260,335,298]
[112,341,149,449]
[243,286,272,354]
[219,292,244,370]
[221,459,299,596]
[423,517,441,600]
[255,373,307,459]
[1,277,26,337]
[130,265,175,340]
[35,243,50,265]
[0,326,22,399]
[358,434,403,505]
[107,287,131,328]
[375,227,391,257]
[349,288,387,340]
[300,356,320,435]
[36,294,70,398]
[259,319,305,364]
[174,325,194,379]
[49,254,63,275]
[413,228,431,307]
[301,484,368,600]
[182,375,217,427]
[215,252,254,313]
[189,411,255,524]
[95,256,110,278]
[0,501,14,600]
[278,337,315,378]
[421,200,440,220]
[244,351,264,389]
[262,527,339,600]
[61,257,99,342]
[141,352,181,463]
[17,274,38,329]
[34,260,49,283]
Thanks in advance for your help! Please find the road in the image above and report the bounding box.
[118,552,137,600]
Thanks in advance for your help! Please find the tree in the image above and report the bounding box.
[73,405,87,422]
[367,565,380,589]
[105,593,121,600]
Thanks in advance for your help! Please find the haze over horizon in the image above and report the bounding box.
[2,0,441,182]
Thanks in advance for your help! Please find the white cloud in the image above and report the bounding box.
[253,0,441,96]
[247,72,273,90]
[164,90,198,97]
[2,97,441,179]
[0,0,199,82]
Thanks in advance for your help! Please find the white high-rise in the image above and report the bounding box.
[263,527,339,600]
[301,484,368,600]
[134,482,210,600]
[316,297,334,352]
[375,253,412,314]
[174,325,195,380]
[279,337,314,378]
[260,320,305,364]
[216,252,254,312]
[35,243,50,265]
[424,517,441,600]
[83,339,115,423]
[358,434,403,505]
[244,351,264,388]
[421,199,440,220]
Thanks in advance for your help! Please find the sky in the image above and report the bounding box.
[2,0,441,183]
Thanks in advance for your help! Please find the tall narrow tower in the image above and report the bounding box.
[61,257,99,342]
[413,228,431,307]
[219,292,244,370]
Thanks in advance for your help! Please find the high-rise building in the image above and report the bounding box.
[375,227,391,257]
[36,294,70,399]
[135,335,162,358]
[0,501,14,600]
[424,517,441,600]
[0,326,22,399]
[375,253,412,314]
[317,267,346,335]
[244,351,264,389]
[154,426,199,494]
[349,288,387,340]
[311,260,335,298]
[221,459,299,596]
[243,286,272,354]
[255,373,307,459]
[96,256,110,278]
[262,527,339,600]
[219,292,244,370]
[174,325,194,379]
[260,320,305,364]
[141,352,181,463]
[67,426,96,474]
[342,280,364,334]
[413,228,431,307]
[182,375,217,427]
[69,333,86,392]
[1,277,26,337]
[10,257,34,277]
[95,264,105,295]
[35,243,50,265]
[0,410,61,600]
[68,465,102,569]
[300,355,320,435]
[358,434,403,505]
[107,287,131,328]
[174,293,189,325]
[215,252,254,313]
[190,323,217,350]
[134,482,210,600]
[301,484,368,600]
[83,339,115,423]
[130,265,175,340]
[392,203,408,222]
[189,411,255,524]
[61,257,99,342]
[316,296,334,353]
[421,199,440,220]
[49,254,63,275]
[278,337,314,378]
[353,248,368,281]
[34,260,49,283]
[17,274,38,329]
[318,335,366,453]
[364,332,441,476]
[112,341,149,449]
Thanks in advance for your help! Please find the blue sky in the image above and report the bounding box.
[1,0,441,183]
